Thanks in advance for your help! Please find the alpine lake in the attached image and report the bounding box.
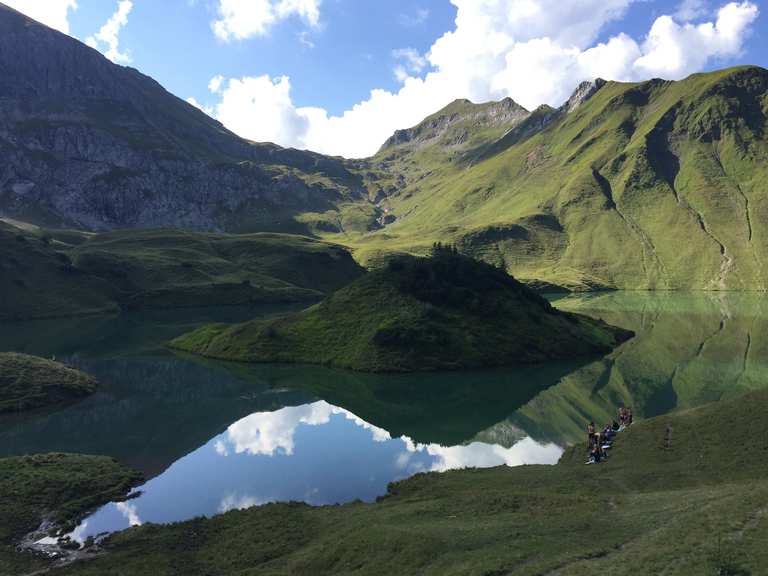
[1,293,766,544]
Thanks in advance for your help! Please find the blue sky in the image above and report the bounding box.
[64,0,459,114]
[8,0,766,157]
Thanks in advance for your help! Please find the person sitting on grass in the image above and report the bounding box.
[586,422,607,463]
[618,407,628,429]
[602,424,616,445]
[587,422,597,447]
[587,441,606,464]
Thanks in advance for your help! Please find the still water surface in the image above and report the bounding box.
[1,293,766,541]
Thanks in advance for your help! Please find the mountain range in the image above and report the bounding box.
[2,2,767,290]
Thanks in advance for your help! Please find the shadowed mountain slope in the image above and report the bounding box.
[0,2,363,232]
[0,221,363,320]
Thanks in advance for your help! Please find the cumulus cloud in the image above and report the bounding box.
[213,0,321,41]
[212,75,315,148]
[221,401,391,457]
[634,2,758,77]
[115,501,142,526]
[218,493,265,513]
[197,0,759,158]
[186,96,215,115]
[676,0,710,21]
[393,48,429,83]
[422,437,564,471]
[4,0,77,34]
[208,74,225,94]
[85,0,133,64]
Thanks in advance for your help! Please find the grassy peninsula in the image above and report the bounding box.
[172,249,633,372]
[0,353,98,413]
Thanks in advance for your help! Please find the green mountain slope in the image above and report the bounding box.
[0,225,118,319]
[336,66,768,290]
[3,3,766,290]
[0,222,363,319]
[172,249,632,372]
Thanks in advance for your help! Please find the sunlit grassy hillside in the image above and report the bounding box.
[324,66,768,290]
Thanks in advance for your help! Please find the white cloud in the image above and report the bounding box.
[421,437,563,471]
[85,0,133,64]
[218,493,265,512]
[213,0,321,41]
[221,401,390,457]
[212,75,314,147]
[115,501,142,526]
[676,0,710,21]
[186,96,215,115]
[200,0,758,158]
[208,75,225,94]
[298,30,315,48]
[393,48,429,83]
[399,7,430,27]
[4,0,77,34]
[634,2,759,77]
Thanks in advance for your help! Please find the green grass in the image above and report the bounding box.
[0,353,97,413]
[315,66,768,291]
[0,224,364,320]
[172,249,632,372]
[30,387,768,576]
[0,227,118,320]
[0,453,142,576]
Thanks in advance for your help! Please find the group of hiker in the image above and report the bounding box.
[586,406,633,464]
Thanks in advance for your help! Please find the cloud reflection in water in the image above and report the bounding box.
[70,400,561,543]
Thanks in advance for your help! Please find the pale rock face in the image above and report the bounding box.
[562,78,607,113]
[380,97,531,151]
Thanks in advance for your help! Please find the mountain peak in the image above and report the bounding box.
[562,78,607,114]
[378,97,529,153]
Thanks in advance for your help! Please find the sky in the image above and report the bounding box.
[5,0,766,158]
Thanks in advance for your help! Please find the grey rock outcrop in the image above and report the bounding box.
[562,78,607,113]
[379,97,530,152]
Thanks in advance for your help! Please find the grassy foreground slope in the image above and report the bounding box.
[0,454,141,576]
[44,387,768,576]
[0,223,363,319]
[338,66,768,290]
[0,353,97,413]
[172,250,632,372]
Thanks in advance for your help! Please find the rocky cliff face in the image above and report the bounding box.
[379,97,530,152]
[0,3,362,231]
